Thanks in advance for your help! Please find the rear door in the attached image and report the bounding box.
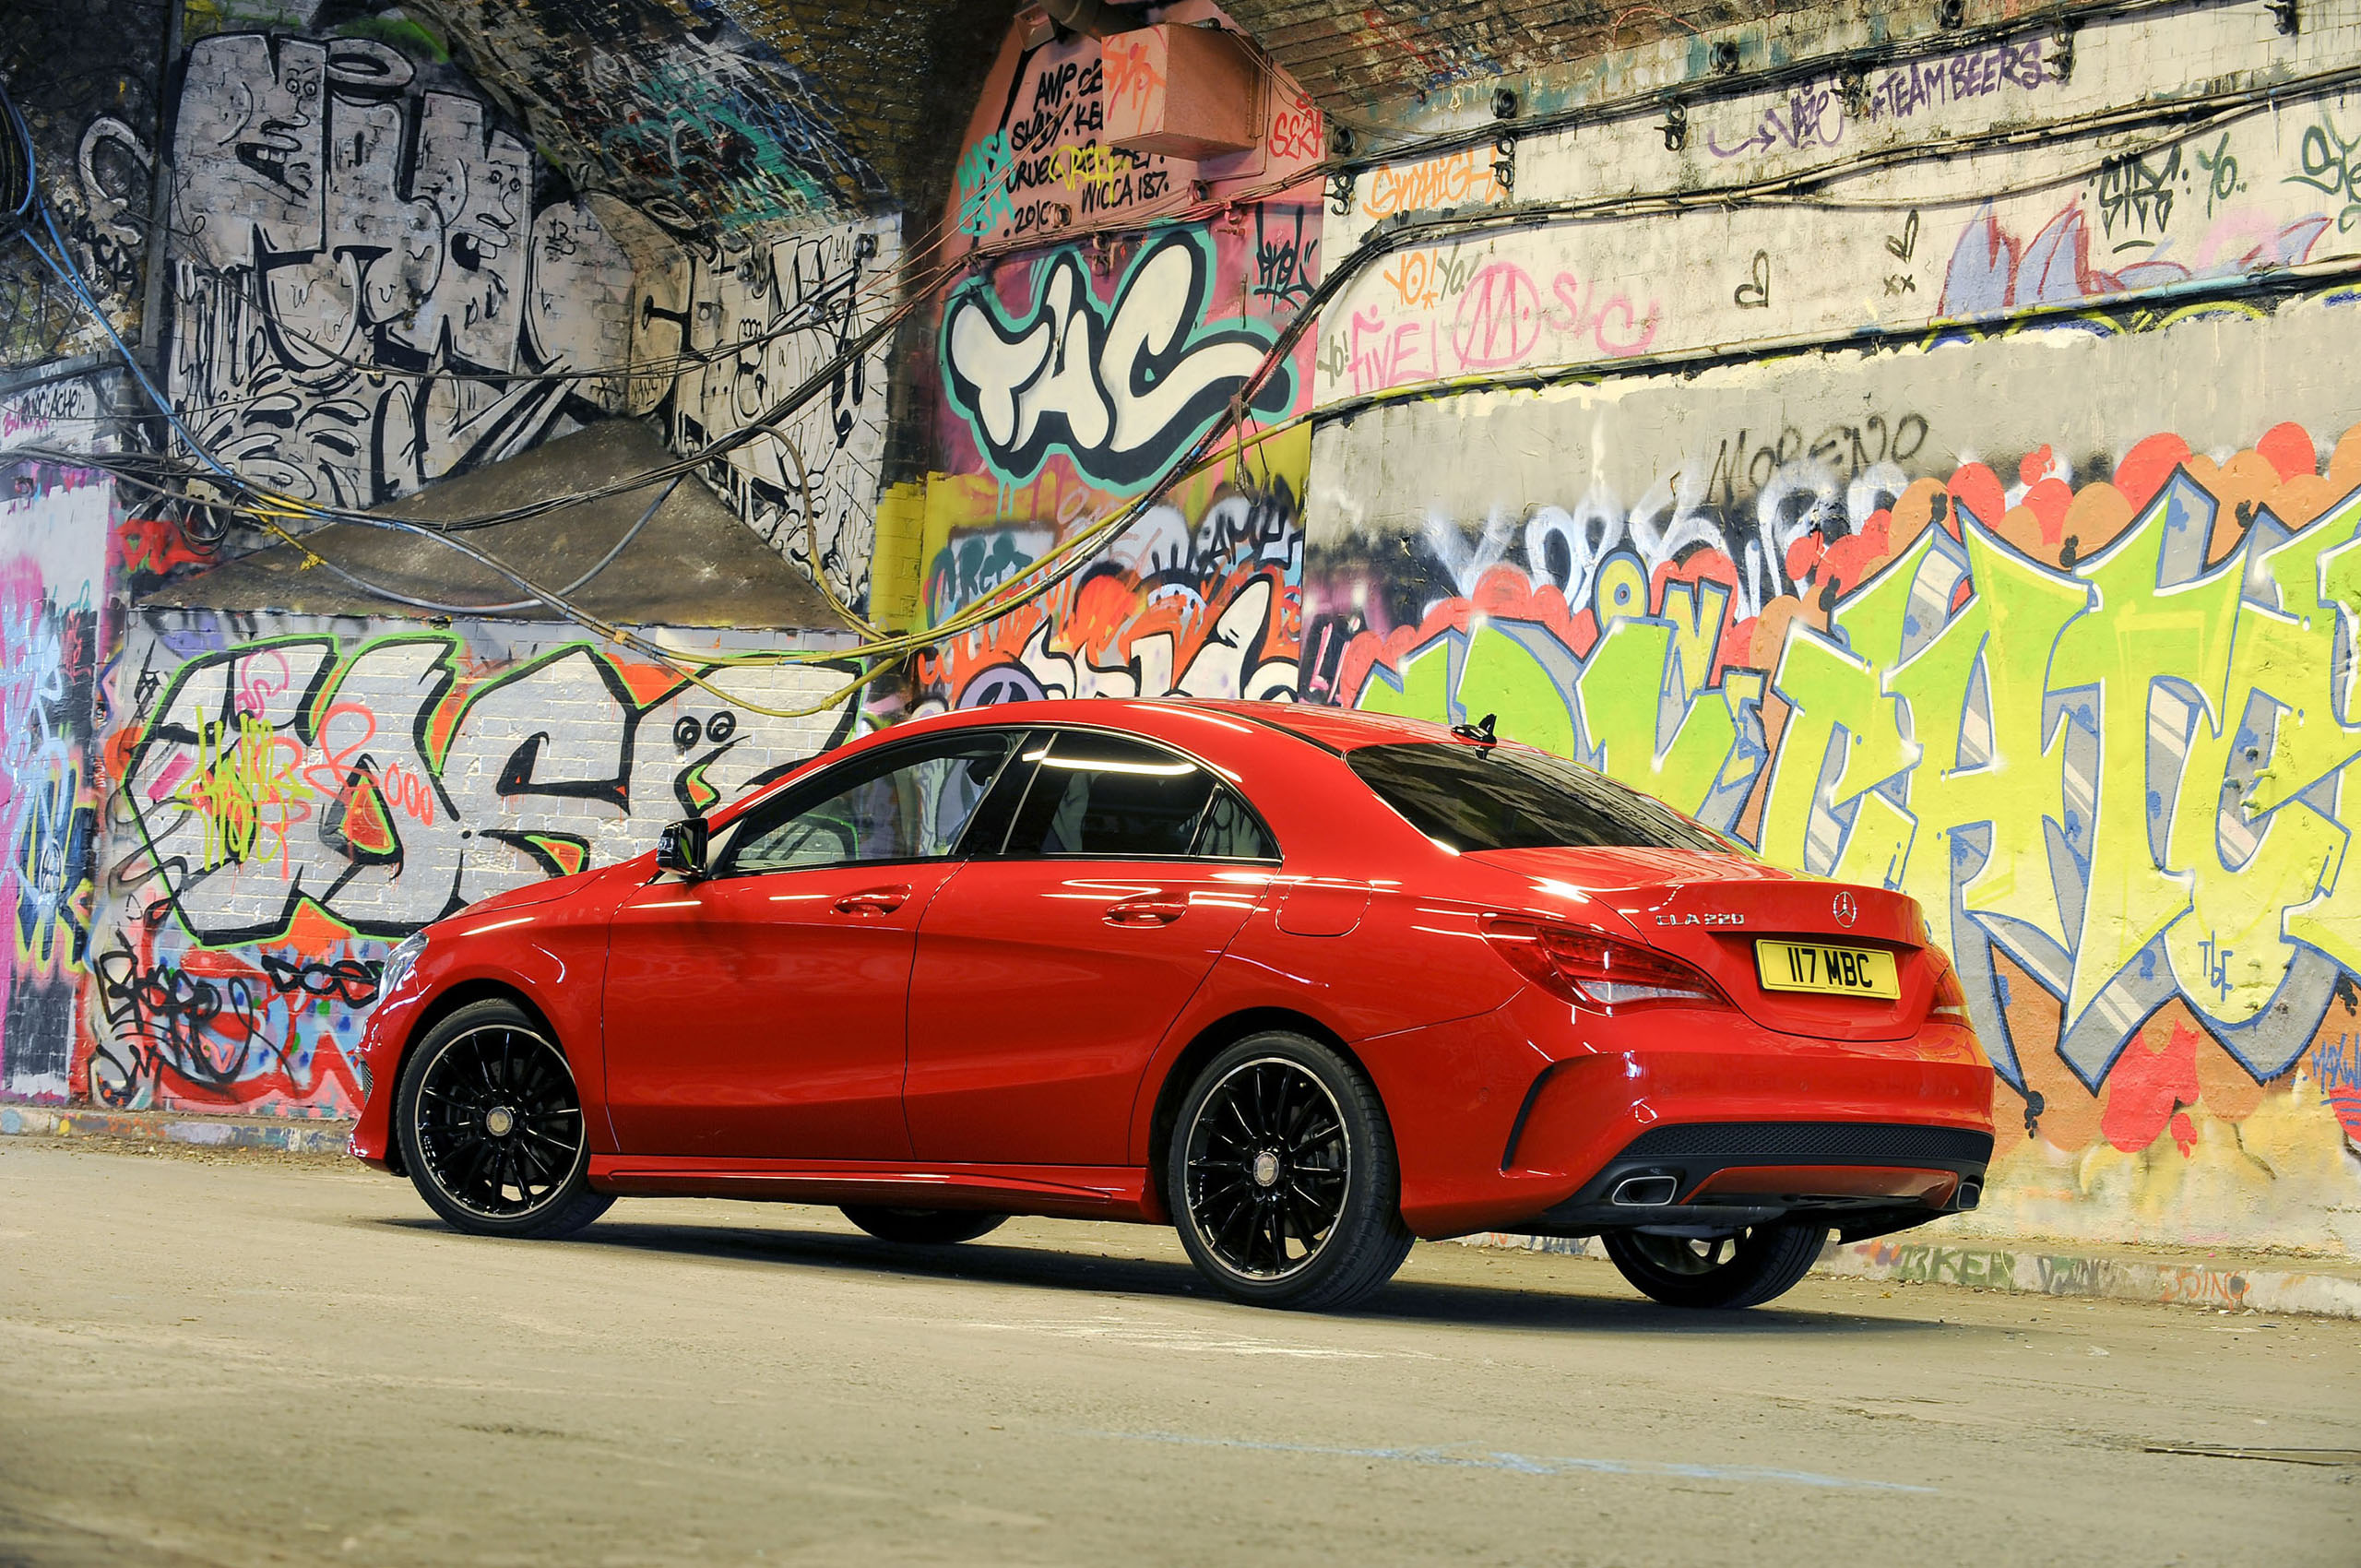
[903,730,1277,1166]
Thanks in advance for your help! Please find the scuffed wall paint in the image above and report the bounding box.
[1317,28,2346,408]
[81,610,856,1117]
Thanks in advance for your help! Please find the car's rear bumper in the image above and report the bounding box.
[1358,984,1995,1239]
[1518,1118,1992,1238]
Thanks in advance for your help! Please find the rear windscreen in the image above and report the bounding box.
[1347,742,1740,855]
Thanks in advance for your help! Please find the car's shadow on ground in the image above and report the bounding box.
[372,1213,1945,1336]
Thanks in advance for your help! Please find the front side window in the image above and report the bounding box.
[720,731,1015,875]
[1348,742,1740,856]
[1000,732,1275,861]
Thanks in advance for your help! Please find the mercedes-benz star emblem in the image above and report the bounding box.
[1833,890,1858,928]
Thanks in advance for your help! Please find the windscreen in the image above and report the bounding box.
[1347,742,1740,855]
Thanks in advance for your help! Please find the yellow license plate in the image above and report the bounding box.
[1755,940,1899,999]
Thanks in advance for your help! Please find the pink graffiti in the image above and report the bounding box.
[1347,309,1438,394]
[1548,271,1662,359]
[1450,262,1544,369]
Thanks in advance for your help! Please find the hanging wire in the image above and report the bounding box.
[13,37,2361,718]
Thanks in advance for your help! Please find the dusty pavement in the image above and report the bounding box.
[1,1139,2354,1568]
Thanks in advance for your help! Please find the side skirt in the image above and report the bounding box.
[587,1156,1153,1221]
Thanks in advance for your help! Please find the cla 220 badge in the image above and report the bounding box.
[1656,911,1746,927]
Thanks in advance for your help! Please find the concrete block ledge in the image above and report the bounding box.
[0,1104,355,1156]
[1457,1232,2361,1320]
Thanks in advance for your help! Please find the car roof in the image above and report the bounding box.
[901,697,1459,754]
[1174,700,1458,753]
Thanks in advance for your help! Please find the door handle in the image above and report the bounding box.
[1104,896,1186,927]
[832,885,910,915]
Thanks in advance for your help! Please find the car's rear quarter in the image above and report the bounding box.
[1175,702,1996,1243]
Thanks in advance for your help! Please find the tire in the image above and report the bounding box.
[1167,1032,1414,1311]
[1601,1222,1826,1309]
[393,998,612,1240]
[840,1206,1008,1244]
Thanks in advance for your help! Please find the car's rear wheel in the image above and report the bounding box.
[394,999,612,1239]
[1168,1033,1413,1311]
[840,1206,1008,1244]
[1601,1222,1825,1309]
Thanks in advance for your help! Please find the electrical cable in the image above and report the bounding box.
[198,33,2348,542]
[1298,0,2250,165]
[2,76,35,232]
[9,6,2348,716]
[81,51,2360,525]
[240,473,682,617]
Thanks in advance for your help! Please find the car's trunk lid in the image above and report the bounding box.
[1462,845,1933,1041]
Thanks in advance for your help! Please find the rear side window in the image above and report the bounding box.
[1195,787,1278,861]
[1348,742,1738,855]
[1003,733,1276,861]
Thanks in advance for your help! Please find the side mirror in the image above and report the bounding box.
[656,817,708,879]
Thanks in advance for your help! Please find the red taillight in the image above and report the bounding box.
[1929,957,1972,1025]
[1484,920,1732,1014]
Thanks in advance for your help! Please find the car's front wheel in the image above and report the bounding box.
[1168,1032,1414,1311]
[840,1206,1007,1244]
[1600,1223,1825,1309]
[394,998,612,1239]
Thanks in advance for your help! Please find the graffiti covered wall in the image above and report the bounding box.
[154,14,902,589]
[631,215,901,613]
[908,4,2361,1250]
[164,29,643,513]
[1289,7,2361,1251]
[1315,398,2361,1251]
[0,462,106,1102]
[82,612,855,1117]
[917,6,1325,717]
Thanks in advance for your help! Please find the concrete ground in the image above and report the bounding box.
[1,1139,2354,1568]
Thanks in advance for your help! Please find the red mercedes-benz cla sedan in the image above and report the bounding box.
[349,699,1994,1312]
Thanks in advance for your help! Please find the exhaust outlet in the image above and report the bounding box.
[1954,1176,1983,1211]
[1610,1174,1679,1206]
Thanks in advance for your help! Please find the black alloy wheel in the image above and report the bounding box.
[393,998,612,1239]
[1601,1222,1826,1309]
[840,1206,1009,1244]
[1169,1032,1413,1310]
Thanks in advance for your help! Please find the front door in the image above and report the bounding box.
[904,730,1279,1166]
[602,728,1018,1159]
